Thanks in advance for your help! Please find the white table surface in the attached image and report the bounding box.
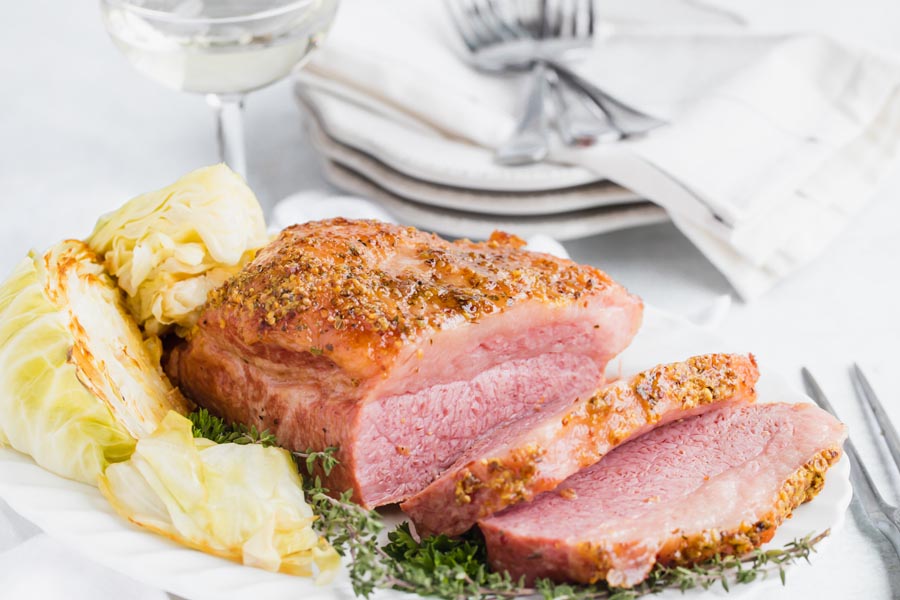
[2,1,899,599]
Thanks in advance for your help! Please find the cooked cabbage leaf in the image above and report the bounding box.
[87,164,269,336]
[0,241,188,483]
[42,241,190,437]
[99,412,341,582]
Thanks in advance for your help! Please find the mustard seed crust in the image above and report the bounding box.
[204,219,615,355]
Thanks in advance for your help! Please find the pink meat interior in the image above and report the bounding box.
[481,402,846,585]
[354,352,600,504]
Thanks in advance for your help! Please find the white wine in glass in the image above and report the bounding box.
[101,0,340,177]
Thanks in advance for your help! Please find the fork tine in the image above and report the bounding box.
[557,0,590,39]
[851,364,900,475]
[524,0,543,38]
[535,0,550,38]
[802,367,900,557]
[570,0,582,38]
[551,0,568,38]
[802,369,892,509]
[564,0,588,39]
[445,0,480,52]
[801,367,842,416]
[482,0,519,41]
[490,0,531,39]
[585,0,594,37]
[471,0,510,42]
[463,0,503,48]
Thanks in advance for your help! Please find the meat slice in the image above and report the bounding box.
[402,354,759,536]
[480,402,845,588]
[166,219,642,507]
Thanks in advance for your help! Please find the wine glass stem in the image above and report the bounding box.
[207,93,247,179]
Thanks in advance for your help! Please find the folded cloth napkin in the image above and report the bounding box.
[296,0,900,299]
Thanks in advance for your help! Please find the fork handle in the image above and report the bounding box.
[495,62,550,166]
[851,365,900,476]
[851,452,900,559]
[871,510,900,560]
[547,67,620,147]
[550,62,667,138]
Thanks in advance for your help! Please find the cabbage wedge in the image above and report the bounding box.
[87,164,269,336]
[99,412,340,582]
[0,240,189,484]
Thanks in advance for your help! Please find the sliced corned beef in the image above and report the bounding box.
[402,353,759,536]
[480,402,845,587]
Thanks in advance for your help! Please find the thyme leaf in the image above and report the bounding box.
[296,448,389,598]
[293,447,340,478]
[188,408,277,446]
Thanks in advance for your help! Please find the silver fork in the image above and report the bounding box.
[447,0,553,165]
[447,0,665,165]
[546,67,619,146]
[483,0,618,152]
[802,366,900,558]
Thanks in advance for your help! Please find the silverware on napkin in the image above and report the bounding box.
[446,0,666,166]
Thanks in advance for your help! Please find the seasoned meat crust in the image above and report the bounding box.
[402,353,760,536]
[168,219,643,506]
[202,220,618,383]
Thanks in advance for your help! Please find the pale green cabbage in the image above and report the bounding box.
[87,164,269,337]
[0,241,188,483]
[99,412,340,581]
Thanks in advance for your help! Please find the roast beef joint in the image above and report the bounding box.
[165,218,845,587]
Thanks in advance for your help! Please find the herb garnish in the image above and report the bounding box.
[190,411,829,599]
[296,449,829,600]
[293,447,341,478]
[188,408,277,446]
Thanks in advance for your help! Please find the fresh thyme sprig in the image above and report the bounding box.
[534,530,830,600]
[295,447,391,597]
[188,408,277,446]
[296,448,830,600]
[292,447,341,479]
[634,532,829,595]
[379,528,828,600]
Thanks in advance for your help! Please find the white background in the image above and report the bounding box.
[1,1,899,598]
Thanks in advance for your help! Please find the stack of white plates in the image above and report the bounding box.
[294,86,668,241]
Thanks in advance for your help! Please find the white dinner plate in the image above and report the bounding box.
[304,108,643,217]
[322,161,669,241]
[0,305,852,600]
[296,84,604,193]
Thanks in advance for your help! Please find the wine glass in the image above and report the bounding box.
[100,0,340,178]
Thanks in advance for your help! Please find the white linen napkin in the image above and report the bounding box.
[296,0,900,299]
[0,500,170,600]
